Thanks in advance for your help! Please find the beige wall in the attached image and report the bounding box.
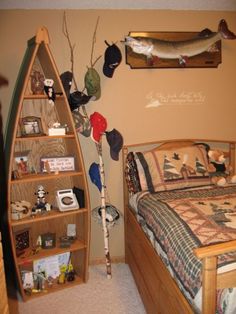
[1,9,236,261]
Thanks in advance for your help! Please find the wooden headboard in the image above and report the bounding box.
[122,139,236,208]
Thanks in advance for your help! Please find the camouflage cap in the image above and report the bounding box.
[72,110,91,137]
[84,68,101,100]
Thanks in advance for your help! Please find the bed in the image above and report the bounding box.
[122,139,236,314]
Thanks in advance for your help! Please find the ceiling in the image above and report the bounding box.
[1,0,236,10]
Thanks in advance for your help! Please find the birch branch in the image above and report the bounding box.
[62,11,79,91]
[90,16,102,68]
[96,141,112,279]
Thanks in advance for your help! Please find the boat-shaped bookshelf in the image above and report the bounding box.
[5,26,91,301]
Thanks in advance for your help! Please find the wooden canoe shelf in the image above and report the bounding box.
[5,26,91,301]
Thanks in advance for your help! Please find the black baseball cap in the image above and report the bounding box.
[103,41,122,78]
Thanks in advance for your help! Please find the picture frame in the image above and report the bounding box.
[20,116,44,137]
[40,156,75,173]
[41,232,56,249]
[14,151,30,175]
[14,228,31,253]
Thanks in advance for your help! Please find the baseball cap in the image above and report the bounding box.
[69,91,92,111]
[72,110,91,137]
[60,71,73,98]
[105,128,123,161]
[103,41,122,78]
[84,68,101,100]
[89,163,102,192]
[92,204,121,228]
[90,112,107,143]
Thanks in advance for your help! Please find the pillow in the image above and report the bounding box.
[133,143,211,192]
[125,152,142,194]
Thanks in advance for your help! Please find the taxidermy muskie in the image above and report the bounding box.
[124,19,236,66]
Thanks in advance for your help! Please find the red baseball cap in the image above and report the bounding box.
[90,112,107,143]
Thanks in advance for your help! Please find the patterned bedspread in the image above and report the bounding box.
[136,185,236,300]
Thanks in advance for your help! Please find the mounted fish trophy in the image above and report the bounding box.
[124,19,236,69]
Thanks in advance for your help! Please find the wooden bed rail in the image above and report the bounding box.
[194,240,236,314]
[194,239,236,259]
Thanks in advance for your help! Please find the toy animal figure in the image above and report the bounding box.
[32,185,51,214]
[124,19,236,66]
[36,185,48,205]
[31,70,45,94]
[208,149,236,186]
[44,79,56,104]
[11,200,31,220]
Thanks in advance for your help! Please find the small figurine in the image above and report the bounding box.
[17,157,28,174]
[36,235,42,247]
[44,78,56,105]
[58,272,66,284]
[66,270,75,282]
[36,185,47,205]
[32,185,52,215]
[11,200,31,220]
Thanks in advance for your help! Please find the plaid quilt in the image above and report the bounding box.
[137,185,236,298]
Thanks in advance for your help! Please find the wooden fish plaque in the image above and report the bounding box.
[125,31,222,69]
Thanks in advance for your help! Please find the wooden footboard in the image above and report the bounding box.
[126,207,193,314]
[194,240,236,314]
[125,205,236,314]
[122,139,236,314]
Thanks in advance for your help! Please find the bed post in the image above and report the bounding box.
[195,238,236,314]
[122,146,129,263]
[230,142,235,174]
[201,256,217,314]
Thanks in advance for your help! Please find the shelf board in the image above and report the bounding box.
[15,133,76,141]
[17,239,86,265]
[23,94,64,100]
[11,208,88,226]
[11,171,83,184]
[23,275,84,301]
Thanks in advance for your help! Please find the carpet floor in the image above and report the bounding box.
[18,263,146,314]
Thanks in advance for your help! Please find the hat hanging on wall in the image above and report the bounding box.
[103,41,122,78]
[72,110,91,137]
[90,112,107,143]
[92,203,122,229]
[60,71,73,98]
[84,67,101,100]
[105,128,123,161]
[69,91,92,111]
[89,162,102,192]
[60,71,92,110]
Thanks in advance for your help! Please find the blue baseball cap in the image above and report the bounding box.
[89,163,102,191]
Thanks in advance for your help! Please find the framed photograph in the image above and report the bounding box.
[20,116,44,137]
[14,228,31,253]
[14,151,30,175]
[40,156,75,173]
[41,232,56,249]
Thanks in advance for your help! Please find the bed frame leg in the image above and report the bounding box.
[202,256,217,314]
